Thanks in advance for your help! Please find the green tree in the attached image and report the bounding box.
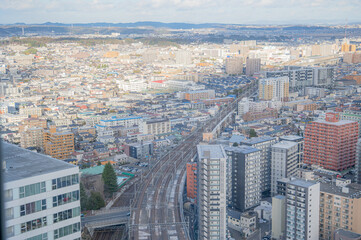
[102,162,118,196]
[80,183,88,211]
[87,191,105,210]
[232,142,239,147]
[249,129,258,138]
[97,161,101,166]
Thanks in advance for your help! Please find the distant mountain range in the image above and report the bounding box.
[2,21,228,29]
[2,21,360,29]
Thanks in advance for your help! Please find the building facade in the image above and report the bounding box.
[246,58,261,76]
[197,145,227,240]
[44,126,75,160]
[259,76,289,102]
[240,136,277,194]
[186,162,197,201]
[271,141,299,194]
[225,145,262,212]
[4,142,81,240]
[304,112,358,171]
[285,179,320,240]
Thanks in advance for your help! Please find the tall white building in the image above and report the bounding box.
[197,144,227,240]
[285,179,320,240]
[271,141,299,194]
[3,142,81,240]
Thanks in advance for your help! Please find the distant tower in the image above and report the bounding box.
[22,27,24,36]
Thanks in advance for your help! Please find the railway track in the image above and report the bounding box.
[130,82,258,240]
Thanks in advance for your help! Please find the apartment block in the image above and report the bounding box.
[246,58,261,76]
[259,76,289,102]
[186,162,197,202]
[225,145,261,212]
[3,142,81,240]
[184,89,215,101]
[197,144,227,240]
[225,57,243,75]
[285,179,320,240]
[272,195,287,239]
[240,136,277,194]
[319,183,361,240]
[143,118,171,138]
[271,141,299,194]
[266,66,335,90]
[279,135,304,168]
[341,110,361,137]
[20,127,44,150]
[44,125,75,160]
[304,112,358,171]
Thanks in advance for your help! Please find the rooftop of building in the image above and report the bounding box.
[321,182,361,199]
[146,118,169,124]
[313,119,357,126]
[240,136,276,145]
[334,228,361,238]
[273,195,286,200]
[2,142,77,183]
[225,145,260,154]
[272,141,298,149]
[288,178,318,188]
[197,144,226,159]
[279,135,303,141]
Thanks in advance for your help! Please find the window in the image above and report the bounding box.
[54,223,80,239]
[19,182,46,198]
[26,233,48,240]
[54,207,80,223]
[20,217,47,233]
[53,190,79,207]
[20,199,46,216]
[52,174,79,190]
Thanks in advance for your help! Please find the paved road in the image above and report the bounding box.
[82,211,129,227]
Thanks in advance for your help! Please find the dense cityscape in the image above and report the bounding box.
[2,20,361,240]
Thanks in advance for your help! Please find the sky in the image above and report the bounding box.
[0,0,360,25]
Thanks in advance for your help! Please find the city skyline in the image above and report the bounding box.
[0,0,360,25]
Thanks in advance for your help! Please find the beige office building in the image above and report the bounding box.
[319,183,361,240]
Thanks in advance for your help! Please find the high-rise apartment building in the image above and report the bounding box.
[279,135,304,167]
[259,76,289,102]
[225,146,261,212]
[319,183,361,240]
[44,125,75,160]
[272,195,287,239]
[356,139,361,184]
[304,112,358,171]
[285,179,320,240]
[271,141,299,194]
[266,66,335,90]
[246,58,261,76]
[240,136,277,194]
[225,57,243,75]
[186,162,197,202]
[197,144,227,240]
[3,142,81,240]
[20,127,44,150]
[341,110,361,137]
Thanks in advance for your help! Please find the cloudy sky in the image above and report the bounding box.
[0,0,360,24]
